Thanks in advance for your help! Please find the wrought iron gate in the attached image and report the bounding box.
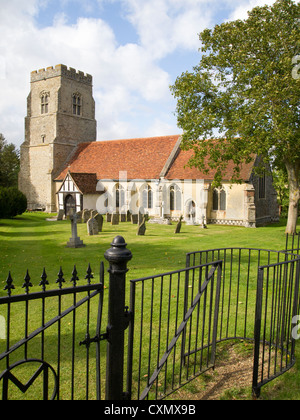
[127,260,222,400]
[0,263,105,400]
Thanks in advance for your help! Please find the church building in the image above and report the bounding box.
[19,65,279,228]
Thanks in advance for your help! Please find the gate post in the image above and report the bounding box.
[104,236,132,400]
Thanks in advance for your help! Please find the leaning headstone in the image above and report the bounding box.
[175,216,183,234]
[57,209,64,221]
[137,216,147,236]
[138,209,144,226]
[111,212,119,225]
[82,209,90,223]
[66,213,85,248]
[87,217,99,236]
[95,213,104,232]
[131,214,138,224]
[91,209,98,218]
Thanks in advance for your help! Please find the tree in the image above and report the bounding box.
[0,187,27,218]
[171,0,300,234]
[0,133,20,188]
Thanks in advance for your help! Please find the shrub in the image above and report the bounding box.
[0,187,27,218]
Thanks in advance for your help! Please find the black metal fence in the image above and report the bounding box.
[0,235,300,400]
[185,247,300,398]
[0,263,105,400]
[127,260,222,400]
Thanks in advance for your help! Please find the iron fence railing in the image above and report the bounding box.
[0,234,300,400]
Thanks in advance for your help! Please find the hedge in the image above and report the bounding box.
[0,187,27,218]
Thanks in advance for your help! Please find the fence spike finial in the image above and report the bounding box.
[85,264,94,285]
[39,268,49,292]
[22,269,33,294]
[71,265,79,287]
[4,272,15,297]
[56,267,65,289]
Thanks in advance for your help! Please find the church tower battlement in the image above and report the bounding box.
[19,64,97,212]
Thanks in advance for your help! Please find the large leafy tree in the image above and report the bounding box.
[171,0,300,234]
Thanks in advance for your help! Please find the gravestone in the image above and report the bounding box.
[131,214,138,224]
[82,209,90,223]
[127,210,131,222]
[175,216,183,234]
[120,213,126,223]
[138,209,144,226]
[137,216,147,236]
[91,209,98,218]
[87,217,99,236]
[106,213,112,223]
[57,209,64,221]
[66,213,85,248]
[76,210,82,223]
[95,213,104,232]
[111,212,119,225]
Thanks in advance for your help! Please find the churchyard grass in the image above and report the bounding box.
[0,212,299,400]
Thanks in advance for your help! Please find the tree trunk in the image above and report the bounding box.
[285,161,300,235]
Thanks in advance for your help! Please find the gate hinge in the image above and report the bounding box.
[123,306,133,330]
[79,332,108,348]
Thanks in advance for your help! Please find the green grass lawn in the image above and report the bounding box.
[0,212,299,400]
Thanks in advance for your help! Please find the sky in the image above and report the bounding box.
[0,0,277,148]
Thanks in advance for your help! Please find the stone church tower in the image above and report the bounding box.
[19,64,97,212]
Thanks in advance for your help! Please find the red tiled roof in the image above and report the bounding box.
[56,135,181,181]
[71,173,100,194]
[166,148,255,181]
[56,135,255,184]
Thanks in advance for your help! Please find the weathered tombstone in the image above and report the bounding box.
[87,217,99,236]
[120,213,126,223]
[76,210,82,223]
[127,210,131,222]
[131,214,138,224]
[175,216,183,234]
[95,213,104,232]
[66,213,85,248]
[111,212,119,225]
[138,208,144,226]
[91,209,98,218]
[57,209,64,221]
[137,216,147,236]
[82,209,90,223]
[106,213,112,223]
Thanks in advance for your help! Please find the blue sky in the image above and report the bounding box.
[0,0,276,148]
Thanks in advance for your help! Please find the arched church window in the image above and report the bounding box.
[213,188,227,211]
[220,189,226,211]
[142,185,153,209]
[115,184,125,210]
[73,93,82,116]
[170,185,181,211]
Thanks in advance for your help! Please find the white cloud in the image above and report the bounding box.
[0,2,173,146]
[0,0,279,148]
[228,0,276,21]
[122,0,214,59]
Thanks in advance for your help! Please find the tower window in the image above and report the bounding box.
[73,93,82,116]
[41,92,49,114]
